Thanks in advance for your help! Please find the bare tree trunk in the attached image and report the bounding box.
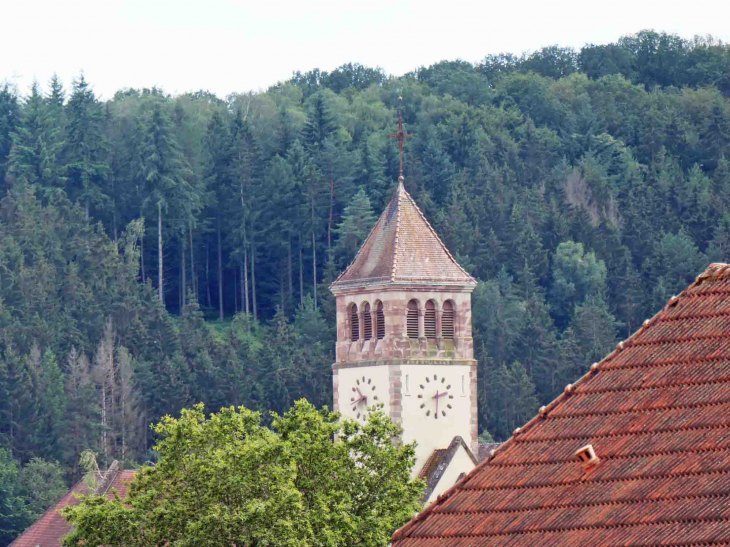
[206,245,211,308]
[217,215,223,321]
[140,213,146,284]
[328,176,334,250]
[280,268,285,310]
[240,259,245,317]
[244,247,250,315]
[181,239,186,308]
[189,222,196,300]
[311,197,318,309]
[288,237,294,304]
[234,264,238,314]
[158,202,164,305]
[298,234,304,308]
[112,200,118,241]
[252,242,258,322]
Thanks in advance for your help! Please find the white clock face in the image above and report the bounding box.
[417,374,454,420]
[348,375,378,421]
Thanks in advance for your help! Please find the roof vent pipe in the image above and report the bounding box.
[574,444,600,469]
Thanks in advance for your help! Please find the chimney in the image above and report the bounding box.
[574,444,600,469]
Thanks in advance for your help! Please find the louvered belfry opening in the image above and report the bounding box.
[442,301,455,339]
[407,300,419,338]
[350,304,359,341]
[376,302,385,339]
[425,300,436,339]
[363,302,372,340]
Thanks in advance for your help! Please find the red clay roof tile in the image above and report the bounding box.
[392,263,730,546]
[10,468,136,547]
[331,180,475,290]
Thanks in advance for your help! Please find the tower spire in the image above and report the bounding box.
[388,96,412,183]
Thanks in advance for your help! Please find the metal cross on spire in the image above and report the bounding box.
[388,96,412,181]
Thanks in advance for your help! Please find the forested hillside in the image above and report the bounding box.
[1,29,730,541]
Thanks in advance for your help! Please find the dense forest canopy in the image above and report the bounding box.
[1,28,730,543]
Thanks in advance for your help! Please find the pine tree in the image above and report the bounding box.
[334,187,376,267]
[203,109,233,320]
[0,83,20,191]
[62,346,97,480]
[8,81,65,190]
[138,99,194,305]
[35,349,66,462]
[64,74,109,218]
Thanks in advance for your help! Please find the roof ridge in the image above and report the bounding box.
[390,180,404,282]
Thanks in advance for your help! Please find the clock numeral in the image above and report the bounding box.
[419,384,425,390]
[448,395,454,399]
[447,404,452,409]
[372,385,376,391]
[373,395,378,401]
[420,403,425,409]
[426,410,430,416]
[350,397,355,402]
[417,394,423,399]
[368,378,371,384]
[446,385,451,390]
[352,407,356,412]
[425,377,430,383]
[362,376,365,382]
[352,387,356,392]
[357,412,361,419]
[434,374,437,380]
[434,412,438,420]
[356,379,360,385]
[441,377,445,383]
[441,410,446,417]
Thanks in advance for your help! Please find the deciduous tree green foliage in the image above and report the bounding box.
[3,28,730,542]
[61,401,423,547]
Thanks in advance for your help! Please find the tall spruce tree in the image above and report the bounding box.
[64,74,109,218]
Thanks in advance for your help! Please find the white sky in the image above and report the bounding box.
[3,0,730,100]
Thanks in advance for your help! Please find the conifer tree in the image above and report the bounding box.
[8,81,64,190]
[334,186,376,267]
[64,74,109,218]
[0,83,20,191]
[138,99,194,304]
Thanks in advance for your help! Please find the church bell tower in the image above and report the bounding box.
[330,115,478,474]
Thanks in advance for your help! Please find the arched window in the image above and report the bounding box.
[350,304,359,341]
[425,300,436,339]
[442,301,455,339]
[363,302,372,341]
[376,302,385,339]
[407,300,419,338]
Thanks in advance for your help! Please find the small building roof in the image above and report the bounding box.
[11,462,135,547]
[331,178,476,291]
[419,436,478,502]
[393,263,730,545]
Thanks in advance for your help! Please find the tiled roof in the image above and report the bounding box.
[419,437,478,502]
[477,443,502,463]
[393,263,730,546]
[11,464,135,547]
[331,178,476,290]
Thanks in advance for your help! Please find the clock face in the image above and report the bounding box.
[349,375,378,421]
[417,374,454,420]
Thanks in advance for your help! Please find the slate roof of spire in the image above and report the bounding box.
[11,462,135,547]
[392,262,730,546]
[330,178,476,290]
